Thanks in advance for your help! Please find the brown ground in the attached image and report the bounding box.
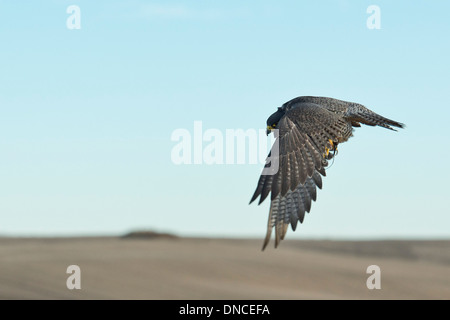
[0,236,448,299]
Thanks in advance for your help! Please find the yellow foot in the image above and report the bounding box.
[324,140,336,159]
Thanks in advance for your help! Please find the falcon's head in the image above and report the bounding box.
[266,107,285,135]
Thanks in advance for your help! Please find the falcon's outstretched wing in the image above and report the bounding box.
[262,170,323,250]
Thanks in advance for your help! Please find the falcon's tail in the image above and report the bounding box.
[345,105,405,131]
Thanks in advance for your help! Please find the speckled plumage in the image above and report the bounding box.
[250,96,404,250]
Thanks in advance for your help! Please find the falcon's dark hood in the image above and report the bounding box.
[266,107,285,135]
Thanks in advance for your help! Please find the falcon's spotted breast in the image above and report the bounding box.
[250,96,404,250]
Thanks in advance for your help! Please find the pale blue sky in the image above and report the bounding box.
[0,1,449,239]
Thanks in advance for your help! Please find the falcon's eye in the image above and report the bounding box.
[272,124,277,128]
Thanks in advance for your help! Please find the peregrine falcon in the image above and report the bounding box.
[250,96,404,250]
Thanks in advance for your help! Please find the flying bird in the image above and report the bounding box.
[250,96,404,250]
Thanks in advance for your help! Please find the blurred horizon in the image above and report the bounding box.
[1,229,450,241]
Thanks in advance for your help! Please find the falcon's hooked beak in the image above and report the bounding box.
[266,126,272,136]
